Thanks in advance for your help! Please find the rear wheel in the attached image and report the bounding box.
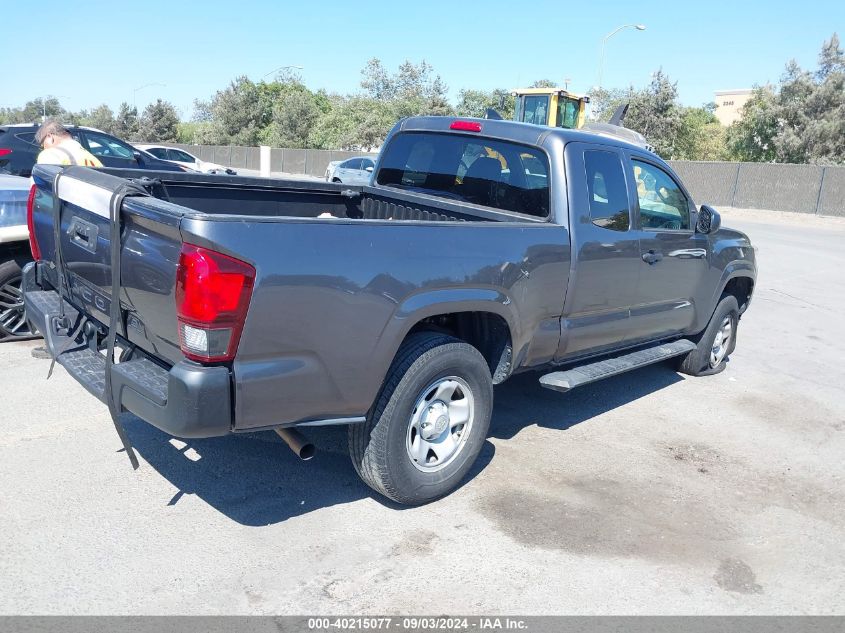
[677,294,739,376]
[349,332,493,505]
[0,256,36,341]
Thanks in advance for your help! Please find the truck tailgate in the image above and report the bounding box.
[30,165,185,364]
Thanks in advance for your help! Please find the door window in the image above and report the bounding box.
[84,132,134,159]
[343,158,363,170]
[632,160,690,230]
[169,149,196,162]
[557,97,580,129]
[522,95,549,125]
[145,147,167,159]
[585,150,630,231]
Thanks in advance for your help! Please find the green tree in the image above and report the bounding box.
[310,96,395,151]
[204,76,271,145]
[113,102,140,140]
[728,33,844,164]
[82,104,115,134]
[675,105,728,161]
[456,89,514,120]
[264,86,321,148]
[138,99,179,142]
[360,58,452,116]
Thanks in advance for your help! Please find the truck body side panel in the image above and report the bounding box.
[179,217,570,429]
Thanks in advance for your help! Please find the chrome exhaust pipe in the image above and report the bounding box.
[275,427,315,461]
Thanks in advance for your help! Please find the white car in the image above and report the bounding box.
[325,156,376,185]
[134,144,237,175]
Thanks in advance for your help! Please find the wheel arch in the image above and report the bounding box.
[369,289,518,395]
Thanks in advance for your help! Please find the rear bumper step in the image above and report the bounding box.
[23,263,233,438]
[539,339,696,393]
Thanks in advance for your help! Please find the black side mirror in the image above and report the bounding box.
[696,204,721,234]
[132,150,144,164]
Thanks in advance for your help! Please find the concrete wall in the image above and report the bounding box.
[668,160,843,217]
[169,144,842,217]
[170,143,378,179]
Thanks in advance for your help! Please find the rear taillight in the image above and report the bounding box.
[175,244,255,362]
[0,148,12,157]
[26,184,41,260]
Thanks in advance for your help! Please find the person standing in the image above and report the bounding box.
[35,120,102,167]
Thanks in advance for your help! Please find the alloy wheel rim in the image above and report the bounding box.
[0,274,34,337]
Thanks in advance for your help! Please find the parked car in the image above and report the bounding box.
[135,144,237,175]
[0,124,187,177]
[0,174,36,340]
[324,156,376,184]
[24,116,756,505]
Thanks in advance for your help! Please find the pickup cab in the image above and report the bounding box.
[23,116,756,504]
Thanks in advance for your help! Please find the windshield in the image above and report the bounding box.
[376,131,550,218]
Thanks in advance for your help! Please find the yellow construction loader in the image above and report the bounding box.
[510,87,590,129]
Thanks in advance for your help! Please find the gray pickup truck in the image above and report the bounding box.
[23,116,756,504]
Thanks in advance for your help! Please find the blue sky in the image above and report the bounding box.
[3,0,842,119]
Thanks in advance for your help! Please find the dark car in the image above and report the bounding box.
[0,123,187,177]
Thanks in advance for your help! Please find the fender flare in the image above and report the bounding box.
[362,287,520,406]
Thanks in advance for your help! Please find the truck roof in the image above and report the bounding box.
[397,116,659,157]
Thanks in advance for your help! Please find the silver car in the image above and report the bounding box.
[325,156,376,185]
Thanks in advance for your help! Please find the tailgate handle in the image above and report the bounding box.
[68,217,99,254]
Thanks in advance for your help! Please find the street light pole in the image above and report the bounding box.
[133,83,166,111]
[597,24,646,91]
[262,65,303,80]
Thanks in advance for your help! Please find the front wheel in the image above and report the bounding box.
[349,332,493,505]
[677,294,739,376]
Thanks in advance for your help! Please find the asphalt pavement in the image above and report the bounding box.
[1,207,843,615]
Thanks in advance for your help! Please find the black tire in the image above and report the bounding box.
[0,255,36,341]
[677,294,739,376]
[332,177,342,183]
[349,332,493,505]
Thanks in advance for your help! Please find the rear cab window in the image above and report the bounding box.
[376,132,550,218]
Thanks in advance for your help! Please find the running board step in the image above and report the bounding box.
[539,339,696,393]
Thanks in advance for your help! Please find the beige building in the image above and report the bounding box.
[714,89,753,126]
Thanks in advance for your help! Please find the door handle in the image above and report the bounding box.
[642,250,663,264]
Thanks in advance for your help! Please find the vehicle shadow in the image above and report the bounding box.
[121,415,496,526]
[121,361,680,526]
[489,360,685,440]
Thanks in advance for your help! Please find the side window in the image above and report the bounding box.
[556,97,580,129]
[170,149,195,162]
[85,132,134,159]
[146,147,167,159]
[584,150,630,231]
[344,158,363,170]
[523,95,549,125]
[632,160,690,230]
[362,159,375,170]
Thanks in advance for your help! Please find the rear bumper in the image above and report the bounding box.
[23,262,232,438]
